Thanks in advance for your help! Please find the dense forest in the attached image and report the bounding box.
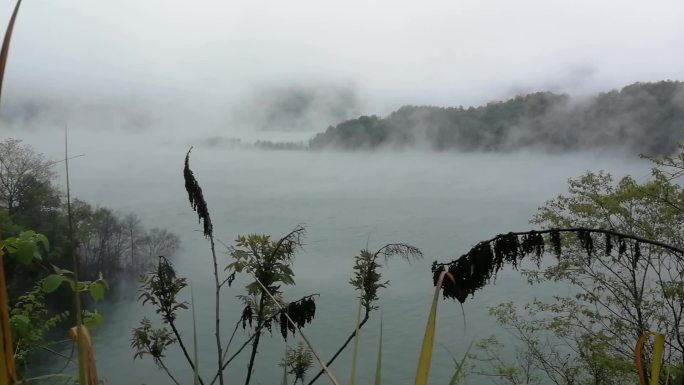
[0,139,179,301]
[310,81,684,155]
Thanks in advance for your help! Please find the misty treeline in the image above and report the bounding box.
[0,138,179,300]
[310,81,684,154]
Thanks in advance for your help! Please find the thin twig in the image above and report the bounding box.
[64,126,87,385]
[307,311,370,385]
[158,359,182,385]
[254,278,340,385]
[210,294,321,385]
[167,317,206,385]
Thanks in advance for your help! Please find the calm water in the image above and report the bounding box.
[16,130,650,384]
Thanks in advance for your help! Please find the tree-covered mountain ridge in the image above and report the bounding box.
[309,81,684,154]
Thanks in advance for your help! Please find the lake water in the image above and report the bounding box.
[13,130,651,385]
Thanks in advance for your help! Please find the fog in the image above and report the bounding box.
[8,129,664,383]
[2,1,683,383]
[10,127,653,384]
[2,0,684,140]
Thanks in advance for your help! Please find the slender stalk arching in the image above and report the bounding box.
[64,128,88,385]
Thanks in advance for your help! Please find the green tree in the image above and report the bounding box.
[452,145,684,385]
[0,139,55,215]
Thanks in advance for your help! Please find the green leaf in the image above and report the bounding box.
[83,311,103,328]
[42,274,66,293]
[11,314,30,328]
[19,230,36,238]
[36,233,49,251]
[89,282,106,301]
[15,240,35,265]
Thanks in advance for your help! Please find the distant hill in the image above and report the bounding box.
[309,81,684,155]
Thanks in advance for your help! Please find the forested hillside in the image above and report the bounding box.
[310,81,684,154]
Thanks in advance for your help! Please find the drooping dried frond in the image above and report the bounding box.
[183,148,213,238]
[374,243,423,262]
[432,227,684,304]
[550,230,562,257]
[576,229,594,255]
[279,295,318,340]
[271,225,306,260]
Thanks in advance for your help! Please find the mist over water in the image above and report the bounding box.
[9,128,652,384]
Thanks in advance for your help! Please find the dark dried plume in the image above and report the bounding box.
[618,237,627,256]
[432,227,684,305]
[432,232,546,304]
[605,233,613,255]
[577,229,594,255]
[184,147,213,238]
[550,230,562,257]
[241,305,253,330]
[279,296,317,341]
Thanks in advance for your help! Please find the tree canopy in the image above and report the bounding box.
[445,144,684,385]
[310,81,684,155]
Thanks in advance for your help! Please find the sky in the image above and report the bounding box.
[1,0,683,136]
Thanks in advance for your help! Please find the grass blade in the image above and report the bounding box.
[373,313,382,385]
[0,0,23,106]
[0,247,17,384]
[68,326,98,385]
[445,341,473,385]
[414,270,453,385]
[635,332,647,385]
[0,1,23,380]
[650,333,665,385]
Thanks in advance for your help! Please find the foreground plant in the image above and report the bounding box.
[435,145,684,385]
[280,342,314,385]
[309,244,422,385]
[0,1,26,381]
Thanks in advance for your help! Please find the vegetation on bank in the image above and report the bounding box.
[0,137,180,377]
[2,140,683,385]
[2,2,683,384]
[0,138,180,296]
[128,145,684,385]
[310,81,684,155]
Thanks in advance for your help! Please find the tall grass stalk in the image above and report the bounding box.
[64,128,88,385]
[0,2,23,382]
[0,247,16,384]
[373,314,382,385]
[183,148,224,385]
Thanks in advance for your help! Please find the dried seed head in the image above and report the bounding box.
[183,148,213,238]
